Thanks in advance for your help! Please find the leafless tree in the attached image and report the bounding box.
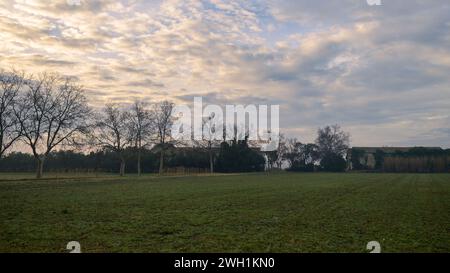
[0,69,24,158]
[129,100,154,176]
[152,101,175,175]
[92,104,133,176]
[14,72,91,178]
[283,138,301,168]
[194,113,222,173]
[265,133,286,170]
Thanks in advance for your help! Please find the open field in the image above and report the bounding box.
[0,173,449,253]
[0,172,121,181]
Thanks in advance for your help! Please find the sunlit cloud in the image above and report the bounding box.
[1,0,449,147]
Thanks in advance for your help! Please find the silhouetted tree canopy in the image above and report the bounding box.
[320,153,347,172]
[215,137,266,173]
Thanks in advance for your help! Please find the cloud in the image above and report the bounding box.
[126,78,165,88]
[0,0,449,147]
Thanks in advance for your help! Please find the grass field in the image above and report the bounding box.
[0,173,449,253]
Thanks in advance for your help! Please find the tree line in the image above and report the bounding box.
[0,69,178,178]
[1,68,357,178]
[0,69,279,177]
[266,124,350,172]
[0,139,270,174]
[0,125,350,175]
[0,149,210,174]
[351,147,450,173]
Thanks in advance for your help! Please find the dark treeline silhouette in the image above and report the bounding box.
[350,147,450,173]
[0,149,203,174]
[0,137,266,174]
[0,150,153,173]
[272,125,350,173]
[382,148,450,173]
[216,137,266,173]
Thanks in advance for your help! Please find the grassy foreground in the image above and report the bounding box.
[0,173,449,253]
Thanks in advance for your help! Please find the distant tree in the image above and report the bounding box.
[381,147,448,173]
[265,150,277,170]
[93,104,133,176]
[351,148,365,170]
[0,148,165,174]
[14,73,91,178]
[0,69,24,158]
[165,147,210,170]
[283,138,302,168]
[283,139,319,172]
[0,152,35,172]
[301,143,319,168]
[374,150,385,170]
[129,101,154,176]
[316,125,350,158]
[216,135,265,173]
[152,101,176,174]
[194,113,222,173]
[266,134,286,170]
[315,125,350,171]
[320,153,347,172]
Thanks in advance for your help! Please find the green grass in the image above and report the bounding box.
[0,173,449,253]
[0,172,118,181]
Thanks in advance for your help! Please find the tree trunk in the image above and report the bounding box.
[36,157,45,179]
[120,158,126,177]
[137,147,141,176]
[159,150,164,175]
[209,149,214,174]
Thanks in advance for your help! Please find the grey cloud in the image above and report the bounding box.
[1,0,450,147]
[176,92,284,106]
[126,78,165,88]
[269,0,450,27]
[29,55,78,67]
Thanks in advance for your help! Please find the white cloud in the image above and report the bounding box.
[0,0,449,147]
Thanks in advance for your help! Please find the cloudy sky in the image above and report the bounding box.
[1,0,449,147]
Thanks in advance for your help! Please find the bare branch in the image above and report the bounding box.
[13,72,91,178]
[0,68,24,157]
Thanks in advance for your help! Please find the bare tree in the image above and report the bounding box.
[14,73,91,178]
[152,101,175,175]
[283,138,301,168]
[266,133,286,170]
[194,113,222,173]
[93,104,133,176]
[129,101,154,176]
[0,69,24,158]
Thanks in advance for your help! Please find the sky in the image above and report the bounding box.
[1,0,449,147]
